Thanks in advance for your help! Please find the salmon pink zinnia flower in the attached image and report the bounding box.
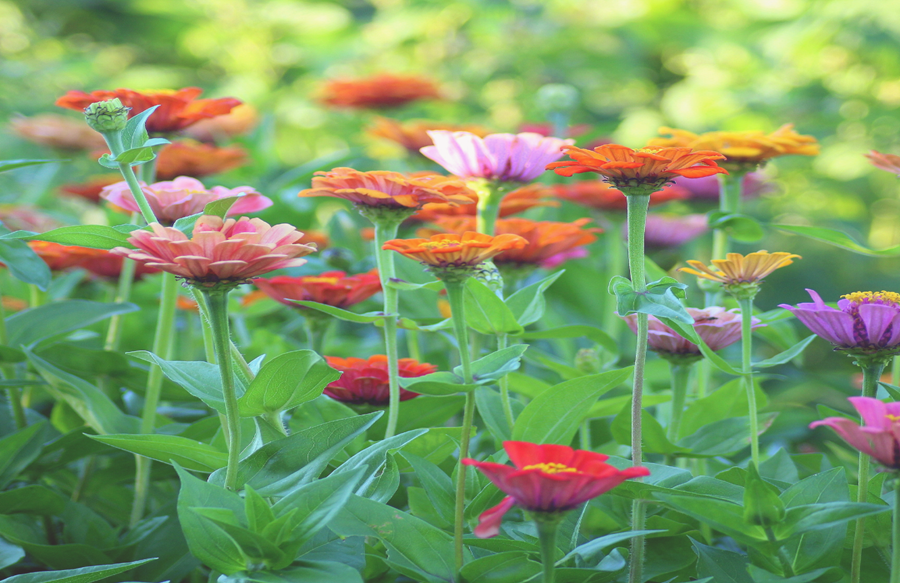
[382,232,527,271]
[254,270,381,309]
[810,397,900,470]
[463,441,649,538]
[323,355,436,406]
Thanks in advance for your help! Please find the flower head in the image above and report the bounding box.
[866,151,900,177]
[552,180,686,212]
[323,355,436,405]
[643,214,709,248]
[182,103,259,142]
[421,131,574,183]
[110,216,316,288]
[681,251,800,299]
[56,88,241,134]
[155,141,248,180]
[368,117,490,153]
[779,290,900,360]
[60,175,120,203]
[10,114,107,150]
[622,307,762,363]
[810,397,900,470]
[670,172,768,202]
[319,74,441,109]
[462,441,649,537]
[548,145,728,194]
[382,232,527,282]
[412,183,557,223]
[28,242,158,280]
[0,206,61,233]
[100,176,272,225]
[254,270,381,309]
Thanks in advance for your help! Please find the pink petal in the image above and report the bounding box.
[473,497,516,538]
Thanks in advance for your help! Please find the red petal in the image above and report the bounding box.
[474,496,516,538]
[669,166,728,178]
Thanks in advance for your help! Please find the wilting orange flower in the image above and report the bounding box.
[413,184,557,223]
[368,117,490,152]
[155,140,248,180]
[299,168,474,210]
[56,87,241,134]
[383,232,527,271]
[254,270,381,309]
[319,74,441,109]
[552,181,687,211]
[60,175,121,203]
[9,114,107,150]
[648,125,819,169]
[0,206,62,233]
[28,241,158,280]
[681,251,800,285]
[182,104,259,142]
[428,217,599,267]
[866,151,900,177]
[323,355,437,406]
[548,145,728,193]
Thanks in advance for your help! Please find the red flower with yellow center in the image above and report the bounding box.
[323,355,436,405]
[368,117,491,153]
[547,145,728,194]
[463,441,649,538]
[318,74,441,109]
[28,241,158,280]
[382,232,527,270]
[254,270,381,309]
[56,87,241,134]
[412,183,557,223]
[552,180,687,211]
[299,168,475,211]
[155,140,248,180]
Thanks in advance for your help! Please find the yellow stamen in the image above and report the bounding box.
[887,414,900,422]
[522,462,578,474]
[419,241,461,250]
[841,291,900,307]
[301,277,341,285]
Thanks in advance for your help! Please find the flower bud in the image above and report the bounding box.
[575,348,602,374]
[743,463,785,527]
[474,260,504,295]
[83,98,131,133]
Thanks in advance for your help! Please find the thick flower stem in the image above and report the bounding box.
[711,172,742,260]
[624,192,650,583]
[104,238,138,351]
[372,219,403,439]
[536,517,560,583]
[303,316,328,354]
[497,333,515,429]
[130,272,179,527]
[892,481,900,583]
[851,362,886,583]
[118,162,158,226]
[663,363,693,465]
[764,527,796,577]
[446,281,475,575]
[204,290,241,491]
[738,297,760,467]
[473,179,508,236]
[601,217,626,339]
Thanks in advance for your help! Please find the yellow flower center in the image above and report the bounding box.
[887,414,900,422]
[302,277,341,285]
[841,291,900,307]
[522,462,578,474]
[419,240,462,250]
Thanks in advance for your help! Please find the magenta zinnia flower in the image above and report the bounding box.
[111,215,317,287]
[420,131,573,183]
[642,213,709,248]
[779,290,900,357]
[101,176,272,225]
[810,397,900,469]
[622,307,763,361]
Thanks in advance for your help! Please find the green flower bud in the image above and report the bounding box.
[575,348,602,374]
[83,98,131,133]
[474,260,504,295]
[743,463,785,527]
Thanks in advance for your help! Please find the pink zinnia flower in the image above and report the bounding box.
[101,176,272,225]
[462,441,649,538]
[810,397,900,469]
[622,307,763,359]
[420,131,573,183]
[779,290,900,356]
[642,213,709,248]
[111,216,317,287]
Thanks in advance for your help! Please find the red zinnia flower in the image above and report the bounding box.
[463,441,649,537]
[254,270,381,309]
[56,87,241,134]
[552,180,687,211]
[155,140,249,180]
[319,74,441,109]
[323,355,436,405]
[28,241,158,280]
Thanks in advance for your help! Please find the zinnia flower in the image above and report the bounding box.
[254,270,381,309]
[28,242,158,279]
[421,131,573,183]
[100,176,272,225]
[779,290,900,359]
[299,168,474,211]
[56,87,241,134]
[60,175,120,203]
[412,183,556,223]
[810,397,900,470]
[552,180,687,211]
[547,145,728,194]
[9,114,107,150]
[368,117,490,153]
[866,151,900,177]
[643,214,709,248]
[681,251,799,299]
[0,206,62,233]
[622,307,762,362]
[669,172,769,202]
[323,355,436,405]
[462,441,649,538]
[110,216,317,288]
[318,74,441,109]
[382,232,527,275]
[154,141,248,180]
[182,104,259,142]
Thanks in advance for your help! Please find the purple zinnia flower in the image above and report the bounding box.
[810,397,900,469]
[420,131,573,183]
[779,290,900,356]
[640,213,709,249]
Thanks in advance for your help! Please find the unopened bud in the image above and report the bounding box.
[575,348,602,374]
[743,463,785,527]
[474,260,504,296]
[83,98,131,133]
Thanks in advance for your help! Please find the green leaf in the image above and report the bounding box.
[1,225,140,249]
[8,300,139,348]
[708,211,765,242]
[516,325,618,356]
[0,239,51,290]
[505,270,564,326]
[474,386,524,442]
[204,196,242,219]
[0,539,24,571]
[775,224,900,257]
[129,351,234,413]
[239,350,340,416]
[122,105,159,148]
[459,552,543,583]
[691,538,753,583]
[398,371,478,396]
[0,422,51,489]
[754,335,816,368]
[399,452,455,523]
[219,560,364,583]
[678,414,778,458]
[0,559,155,583]
[332,430,427,498]
[113,146,157,165]
[464,278,523,335]
[679,378,768,438]
[611,400,688,454]
[653,493,767,546]
[387,279,444,292]
[89,434,227,472]
[463,344,529,384]
[292,301,385,323]
[775,502,890,538]
[0,159,61,173]
[563,530,663,565]
[609,275,693,323]
[512,367,632,444]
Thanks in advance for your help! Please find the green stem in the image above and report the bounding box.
[373,219,403,440]
[893,357,899,387]
[892,481,900,583]
[204,290,241,491]
[303,316,328,354]
[264,411,288,437]
[663,363,693,465]
[629,499,646,583]
[711,172,743,260]
[406,329,421,362]
[497,333,515,429]
[852,362,886,583]
[447,281,475,576]
[764,527,796,577]
[28,285,45,307]
[192,289,217,363]
[0,282,25,430]
[473,180,506,236]
[118,162,158,225]
[739,297,760,467]
[579,419,592,451]
[601,217,625,340]
[536,517,560,583]
[130,272,179,527]
[103,257,137,351]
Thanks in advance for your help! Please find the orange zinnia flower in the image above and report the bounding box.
[299,168,474,210]
[155,140,248,180]
[56,87,241,134]
[548,145,728,194]
[176,295,200,312]
[552,180,687,211]
[182,103,259,142]
[28,241,158,280]
[254,269,382,309]
[866,150,900,177]
[319,74,441,109]
[648,125,819,170]
[412,183,557,223]
[9,114,107,150]
[383,232,527,276]
[368,117,491,153]
[681,251,799,299]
